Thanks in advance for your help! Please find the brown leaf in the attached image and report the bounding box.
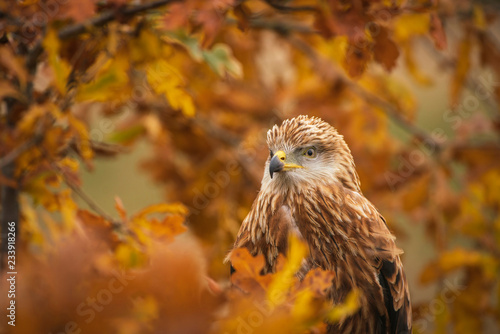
[450,33,472,106]
[344,41,372,78]
[0,47,28,86]
[402,173,430,211]
[0,80,19,100]
[59,0,96,23]
[373,28,400,71]
[429,13,447,50]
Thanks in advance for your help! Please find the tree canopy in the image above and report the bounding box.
[1,0,499,333]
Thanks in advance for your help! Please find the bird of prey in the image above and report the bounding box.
[228,115,412,334]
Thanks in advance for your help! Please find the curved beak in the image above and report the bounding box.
[269,150,303,179]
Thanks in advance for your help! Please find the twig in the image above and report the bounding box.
[58,0,182,40]
[48,159,121,229]
[346,82,442,150]
[0,113,48,169]
[264,1,318,13]
[248,18,318,35]
[0,138,38,169]
[26,0,182,77]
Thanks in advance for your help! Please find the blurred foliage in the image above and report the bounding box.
[0,0,500,333]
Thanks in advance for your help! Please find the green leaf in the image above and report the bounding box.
[203,43,243,78]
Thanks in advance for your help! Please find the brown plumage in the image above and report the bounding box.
[228,115,412,334]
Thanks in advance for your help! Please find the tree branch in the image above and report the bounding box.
[58,0,182,40]
[48,158,122,230]
[288,36,442,152]
[264,2,318,13]
[27,0,182,75]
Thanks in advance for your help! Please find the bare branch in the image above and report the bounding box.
[26,0,182,78]
[48,159,122,230]
[58,0,182,40]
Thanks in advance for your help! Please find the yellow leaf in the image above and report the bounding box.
[473,5,487,31]
[167,87,196,117]
[43,30,71,94]
[267,235,308,306]
[327,289,360,323]
[76,56,129,102]
[450,35,472,106]
[291,289,316,323]
[59,189,76,230]
[68,114,94,161]
[434,295,450,334]
[115,242,147,268]
[132,295,159,323]
[146,59,196,117]
[134,202,188,219]
[0,47,28,88]
[20,196,45,249]
[17,104,46,135]
[420,248,498,283]
[318,35,348,66]
[58,157,79,173]
[130,29,162,63]
[394,13,430,41]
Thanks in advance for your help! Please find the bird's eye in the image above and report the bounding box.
[303,147,317,158]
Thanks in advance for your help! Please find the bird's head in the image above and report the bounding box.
[263,115,361,193]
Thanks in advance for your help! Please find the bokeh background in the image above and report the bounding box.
[1,0,500,333]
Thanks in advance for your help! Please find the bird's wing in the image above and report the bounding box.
[368,211,412,334]
[319,186,412,334]
[378,254,412,334]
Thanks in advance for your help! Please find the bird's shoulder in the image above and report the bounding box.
[308,183,412,333]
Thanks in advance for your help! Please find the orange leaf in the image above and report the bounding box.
[134,202,188,219]
[373,28,400,71]
[115,196,128,221]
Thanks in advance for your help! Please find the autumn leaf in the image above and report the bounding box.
[146,59,196,117]
[326,289,360,323]
[133,202,188,218]
[420,248,498,284]
[0,47,28,87]
[59,0,96,23]
[373,28,400,71]
[76,55,130,102]
[115,196,128,221]
[450,34,472,106]
[43,30,72,95]
[266,234,308,306]
[68,114,94,161]
[115,241,147,268]
[393,14,430,42]
[230,248,266,279]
